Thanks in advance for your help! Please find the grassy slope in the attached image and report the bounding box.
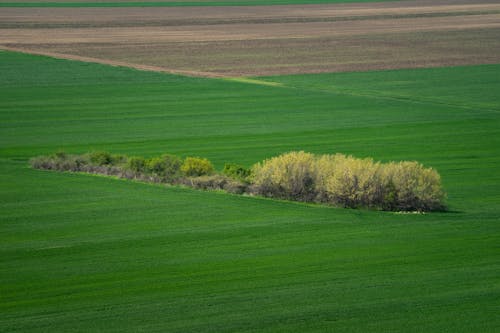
[1,51,499,332]
[0,0,398,7]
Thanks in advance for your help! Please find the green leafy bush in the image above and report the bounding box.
[146,157,166,175]
[223,163,251,182]
[89,151,113,166]
[111,154,128,166]
[162,154,183,180]
[126,156,146,173]
[145,155,181,178]
[181,157,214,177]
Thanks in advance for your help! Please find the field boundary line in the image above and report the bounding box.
[0,46,227,79]
[0,46,296,87]
[223,77,284,87]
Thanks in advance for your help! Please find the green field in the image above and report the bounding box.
[0,0,398,7]
[1,51,499,332]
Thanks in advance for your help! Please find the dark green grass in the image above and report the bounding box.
[1,51,499,331]
[0,0,399,8]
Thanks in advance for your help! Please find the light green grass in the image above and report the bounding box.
[0,0,399,8]
[1,51,499,332]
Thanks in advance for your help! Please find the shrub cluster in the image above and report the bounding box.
[30,151,219,183]
[251,151,446,211]
[30,150,446,212]
[223,163,252,183]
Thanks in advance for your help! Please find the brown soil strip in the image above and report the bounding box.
[3,15,500,44]
[1,0,499,76]
[2,2,500,28]
[2,10,500,29]
[5,27,499,77]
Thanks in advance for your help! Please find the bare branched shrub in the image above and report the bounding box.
[30,152,90,171]
[30,155,54,170]
[181,174,247,194]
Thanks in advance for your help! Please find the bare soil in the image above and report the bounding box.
[1,0,499,77]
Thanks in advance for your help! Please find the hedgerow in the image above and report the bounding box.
[251,151,446,211]
[30,150,446,212]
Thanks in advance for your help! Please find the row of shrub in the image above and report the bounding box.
[251,151,446,211]
[30,151,250,194]
[30,150,446,212]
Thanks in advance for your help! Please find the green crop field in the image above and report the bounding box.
[1,50,499,332]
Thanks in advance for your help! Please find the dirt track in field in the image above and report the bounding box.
[1,0,500,77]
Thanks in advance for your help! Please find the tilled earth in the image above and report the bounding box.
[1,0,499,77]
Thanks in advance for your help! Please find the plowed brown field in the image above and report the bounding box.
[1,0,500,76]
